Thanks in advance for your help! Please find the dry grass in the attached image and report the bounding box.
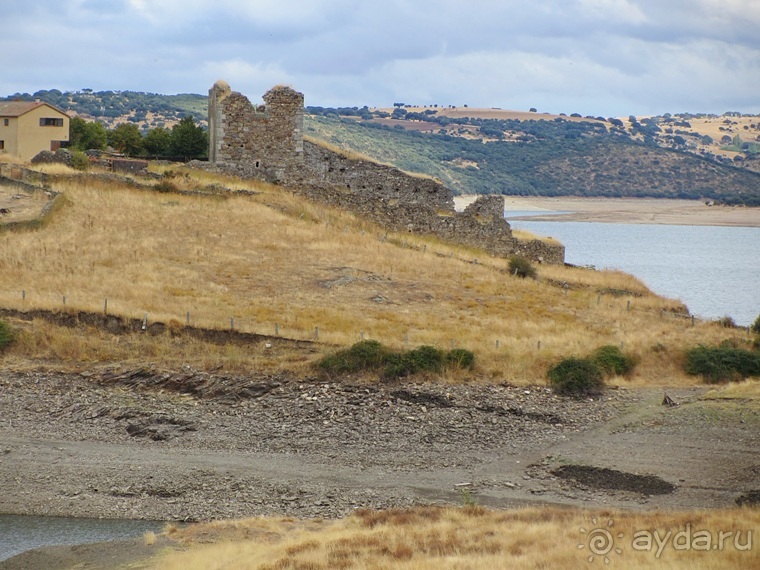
[0,167,749,382]
[154,506,759,569]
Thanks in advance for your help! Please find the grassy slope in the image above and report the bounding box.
[0,163,750,384]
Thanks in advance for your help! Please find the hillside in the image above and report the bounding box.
[3,88,760,205]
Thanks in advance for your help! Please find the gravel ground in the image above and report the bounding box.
[0,368,625,521]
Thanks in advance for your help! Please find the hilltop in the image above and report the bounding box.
[4,88,759,206]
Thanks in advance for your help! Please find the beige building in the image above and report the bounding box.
[0,101,70,161]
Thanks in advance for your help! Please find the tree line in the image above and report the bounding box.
[69,116,208,159]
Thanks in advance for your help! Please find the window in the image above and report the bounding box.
[0,140,4,150]
[39,118,64,127]
[3,119,8,126]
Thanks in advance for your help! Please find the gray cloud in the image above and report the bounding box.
[3,0,758,115]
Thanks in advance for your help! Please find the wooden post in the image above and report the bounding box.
[230,317,234,330]
[360,331,364,340]
[597,292,601,305]
[315,326,319,340]
[537,340,541,350]
[275,322,279,336]
[496,340,500,349]
[627,300,631,312]
[62,295,66,306]
[104,299,108,315]
[186,311,190,325]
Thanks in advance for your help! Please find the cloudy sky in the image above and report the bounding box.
[3,0,759,117]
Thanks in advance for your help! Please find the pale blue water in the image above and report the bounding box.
[506,212,760,327]
[0,515,162,562]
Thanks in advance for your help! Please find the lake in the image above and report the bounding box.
[0,515,163,562]
[507,213,760,327]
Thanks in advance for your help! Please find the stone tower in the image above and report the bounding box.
[207,81,304,182]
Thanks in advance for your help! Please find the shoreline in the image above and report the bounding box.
[454,196,760,227]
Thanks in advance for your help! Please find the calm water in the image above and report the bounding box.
[0,515,163,562]
[507,213,760,327]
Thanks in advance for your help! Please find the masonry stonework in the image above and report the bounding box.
[205,82,564,264]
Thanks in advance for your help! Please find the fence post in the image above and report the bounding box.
[537,340,541,350]
[275,322,279,336]
[62,295,66,306]
[186,311,190,325]
[360,331,364,340]
[495,340,500,349]
[315,326,319,340]
[104,299,108,315]
[230,317,234,330]
[597,292,601,305]
[22,290,25,302]
[627,300,631,312]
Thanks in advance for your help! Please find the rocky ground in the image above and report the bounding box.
[0,367,758,568]
[2,368,757,523]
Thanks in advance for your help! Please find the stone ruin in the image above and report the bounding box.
[205,81,564,264]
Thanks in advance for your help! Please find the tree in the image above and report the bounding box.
[142,127,172,156]
[108,123,143,156]
[169,116,208,158]
[69,117,107,151]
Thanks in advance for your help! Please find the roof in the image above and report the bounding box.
[0,101,69,118]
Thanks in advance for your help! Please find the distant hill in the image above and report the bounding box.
[3,88,759,206]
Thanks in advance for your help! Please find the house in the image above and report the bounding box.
[0,101,70,161]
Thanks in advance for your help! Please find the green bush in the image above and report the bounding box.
[508,256,537,279]
[384,345,444,379]
[751,314,760,335]
[445,348,476,370]
[317,340,390,374]
[319,341,475,379]
[684,345,760,383]
[591,345,637,377]
[70,150,89,171]
[0,319,14,351]
[547,357,604,397]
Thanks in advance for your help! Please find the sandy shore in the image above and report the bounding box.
[454,196,760,227]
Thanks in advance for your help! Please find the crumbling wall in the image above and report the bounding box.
[209,81,303,183]
[206,82,564,264]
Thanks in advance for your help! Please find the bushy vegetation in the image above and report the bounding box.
[548,344,638,396]
[70,150,90,171]
[684,344,760,383]
[590,344,637,377]
[508,256,537,279]
[751,314,760,335]
[0,319,14,352]
[547,357,605,397]
[318,340,475,380]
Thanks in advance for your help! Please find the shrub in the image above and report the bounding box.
[154,180,179,193]
[751,314,760,335]
[383,345,445,379]
[684,345,760,383]
[0,319,14,352]
[591,345,637,377]
[508,256,537,279]
[547,357,604,397]
[717,315,737,328]
[319,341,475,380]
[318,340,390,375]
[70,150,90,171]
[445,348,476,370]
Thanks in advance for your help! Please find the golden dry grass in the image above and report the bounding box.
[0,166,750,382]
[154,506,759,570]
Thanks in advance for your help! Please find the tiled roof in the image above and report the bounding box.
[0,101,68,117]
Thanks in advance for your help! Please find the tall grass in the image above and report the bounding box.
[0,167,748,382]
[154,506,760,570]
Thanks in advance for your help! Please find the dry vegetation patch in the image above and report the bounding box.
[155,506,760,569]
[0,166,749,383]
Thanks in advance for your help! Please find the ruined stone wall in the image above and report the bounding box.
[209,81,303,183]
[206,82,564,264]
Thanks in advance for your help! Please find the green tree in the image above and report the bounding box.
[69,117,107,151]
[170,116,208,158]
[108,123,143,156]
[142,127,172,156]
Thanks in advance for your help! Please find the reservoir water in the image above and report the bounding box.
[507,213,760,327]
[0,515,163,562]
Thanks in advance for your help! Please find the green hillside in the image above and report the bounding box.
[306,115,760,205]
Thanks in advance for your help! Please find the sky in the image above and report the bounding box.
[3,0,759,117]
